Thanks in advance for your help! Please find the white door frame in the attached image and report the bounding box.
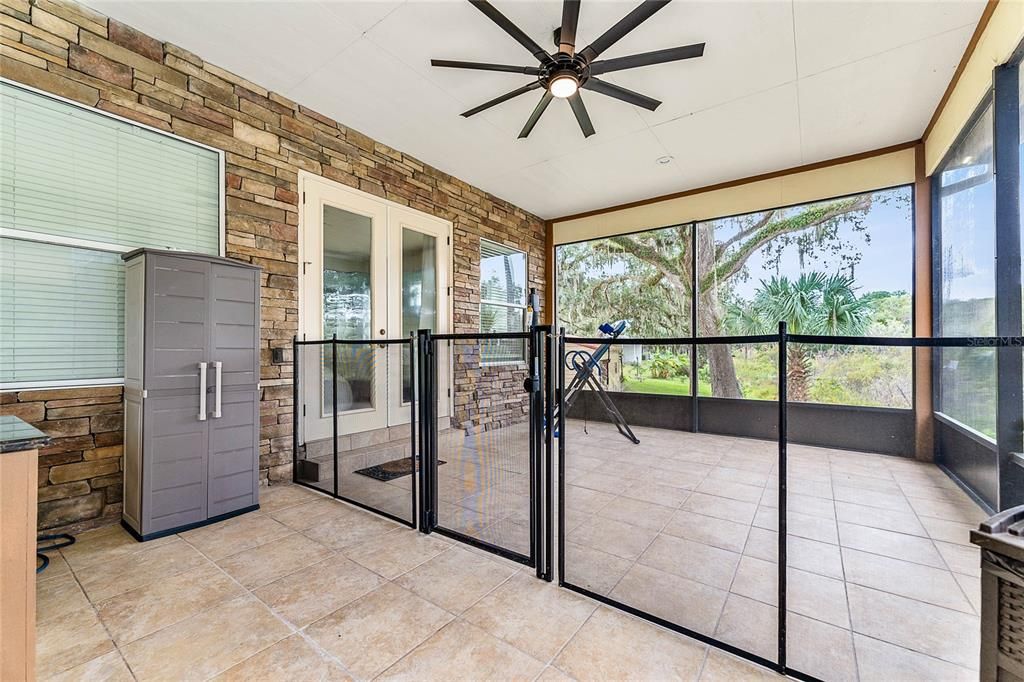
[299,175,388,439]
[297,171,453,440]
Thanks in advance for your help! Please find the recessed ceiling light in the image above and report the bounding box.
[656,155,673,165]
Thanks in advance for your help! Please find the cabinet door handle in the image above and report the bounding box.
[198,362,208,421]
[213,361,223,419]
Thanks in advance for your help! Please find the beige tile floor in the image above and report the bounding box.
[434,422,533,556]
[35,417,985,681]
[298,438,415,524]
[562,419,984,682]
[297,421,533,556]
[36,481,784,681]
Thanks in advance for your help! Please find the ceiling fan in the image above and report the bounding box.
[431,0,705,139]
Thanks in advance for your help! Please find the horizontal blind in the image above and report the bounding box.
[480,239,526,305]
[0,82,220,253]
[480,240,526,362]
[0,82,221,386]
[0,239,124,383]
[480,303,526,363]
[481,239,515,260]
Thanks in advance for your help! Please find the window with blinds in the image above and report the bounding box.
[479,238,527,364]
[0,81,222,388]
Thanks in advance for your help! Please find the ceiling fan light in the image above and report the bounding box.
[549,74,579,99]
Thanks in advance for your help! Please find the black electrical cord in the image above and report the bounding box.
[36,532,75,574]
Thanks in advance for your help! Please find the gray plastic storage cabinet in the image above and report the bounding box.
[121,249,261,540]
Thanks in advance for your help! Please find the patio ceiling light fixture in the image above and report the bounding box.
[548,71,579,99]
[432,0,705,139]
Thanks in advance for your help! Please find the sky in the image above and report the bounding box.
[728,188,914,300]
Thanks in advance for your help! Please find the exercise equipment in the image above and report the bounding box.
[556,320,639,444]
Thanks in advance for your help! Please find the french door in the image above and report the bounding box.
[300,175,450,440]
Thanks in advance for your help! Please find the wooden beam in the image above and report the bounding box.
[913,142,934,461]
[544,220,554,325]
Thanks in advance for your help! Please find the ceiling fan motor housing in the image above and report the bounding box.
[433,0,705,138]
[542,55,589,90]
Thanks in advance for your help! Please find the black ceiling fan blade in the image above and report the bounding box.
[518,92,553,138]
[559,0,581,54]
[431,59,543,76]
[589,43,704,75]
[469,0,553,64]
[579,0,671,63]
[583,77,661,111]
[568,92,595,137]
[461,81,543,117]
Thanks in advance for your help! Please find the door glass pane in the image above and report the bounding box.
[401,228,437,402]
[323,204,373,414]
[937,104,996,437]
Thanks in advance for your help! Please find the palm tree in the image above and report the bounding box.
[730,272,872,402]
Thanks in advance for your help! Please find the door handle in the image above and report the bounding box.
[198,362,208,421]
[213,361,222,419]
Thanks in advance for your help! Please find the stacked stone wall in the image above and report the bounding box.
[0,0,545,530]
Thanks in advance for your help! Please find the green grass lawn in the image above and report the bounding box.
[621,377,691,396]
[621,376,727,397]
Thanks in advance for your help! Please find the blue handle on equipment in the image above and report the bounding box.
[598,320,627,337]
[582,320,627,368]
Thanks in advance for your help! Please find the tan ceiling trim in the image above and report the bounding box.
[548,140,919,225]
[923,0,1024,173]
[921,0,1000,141]
[552,144,917,245]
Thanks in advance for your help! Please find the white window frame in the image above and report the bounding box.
[479,238,528,366]
[0,78,225,391]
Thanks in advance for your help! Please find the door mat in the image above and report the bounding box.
[354,457,445,482]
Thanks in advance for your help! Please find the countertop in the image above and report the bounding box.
[0,415,51,454]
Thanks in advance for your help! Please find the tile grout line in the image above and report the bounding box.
[892,466,978,593]
[569,438,755,647]
[693,645,712,682]
[568,430,979,679]
[582,473,699,598]
[181,524,363,682]
[835,456,980,679]
[367,562,526,680]
[535,605,602,681]
[851,630,979,674]
[49,532,214,679]
[49,544,141,681]
[884,478,980,616]
[171,534,301,679]
[827,450,861,682]
[318,482,541,677]
[86,495,362,681]
[456,569,598,677]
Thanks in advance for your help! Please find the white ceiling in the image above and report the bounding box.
[86,0,986,219]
